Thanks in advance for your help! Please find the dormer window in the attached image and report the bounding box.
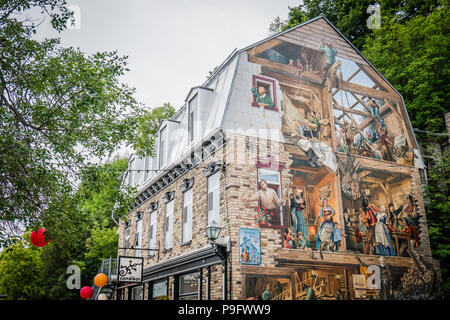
[188,94,198,144]
[159,126,167,169]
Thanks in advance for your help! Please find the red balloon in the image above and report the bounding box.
[80,286,93,300]
[30,228,49,247]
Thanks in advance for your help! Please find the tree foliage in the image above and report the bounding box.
[0,0,174,243]
[0,239,45,299]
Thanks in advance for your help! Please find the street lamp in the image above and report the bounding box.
[206,220,221,244]
[205,221,228,300]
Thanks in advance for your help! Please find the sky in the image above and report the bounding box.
[33,0,302,111]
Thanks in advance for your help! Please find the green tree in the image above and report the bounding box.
[0,240,45,299]
[363,5,450,133]
[0,0,173,243]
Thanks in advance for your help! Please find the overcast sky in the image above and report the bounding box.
[34,0,301,111]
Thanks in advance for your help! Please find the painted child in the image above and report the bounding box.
[251,86,274,109]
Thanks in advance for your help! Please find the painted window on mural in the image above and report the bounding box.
[251,75,277,111]
[257,168,283,227]
[124,225,130,249]
[244,275,292,300]
[179,272,200,300]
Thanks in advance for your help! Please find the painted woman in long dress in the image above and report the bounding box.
[374,206,397,256]
[291,189,309,237]
[315,197,336,249]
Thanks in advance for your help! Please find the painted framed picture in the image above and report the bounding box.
[251,75,278,111]
[239,228,261,265]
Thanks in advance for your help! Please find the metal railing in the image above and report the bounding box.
[91,257,117,300]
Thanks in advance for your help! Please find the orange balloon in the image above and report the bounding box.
[94,273,108,287]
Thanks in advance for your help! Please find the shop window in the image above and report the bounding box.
[179,272,200,300]
[131,285,143,300]
[151,279,168,300]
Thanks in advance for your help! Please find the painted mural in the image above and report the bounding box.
[239,228,261,265]
[244,17,433,300]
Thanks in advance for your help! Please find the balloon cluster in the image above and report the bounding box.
[79,273,109,300]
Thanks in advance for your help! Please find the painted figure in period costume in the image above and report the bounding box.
[262,284,271,300]
[297,232,317,259]
[289,188,308,237]
[376,124,393,161]
[241,246,251,263]
[319,40,338,73]
[399,217,420,250]
[354,215,367,252]
[315,197,336,250]
[361,198,378,254]
[379,257,393,300]
[332,222,342,251]
[258,179,282,225]
[401,195,419,227]
[251,86,274,109]
[387,203,404,231]
[295,59,304,75]
[374,206,397,256]
[302,283,316,300]
[283,229,291,249]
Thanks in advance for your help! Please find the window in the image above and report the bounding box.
[159,126,167,168]
[251,75,278,111]
[257,168,283,226]
[207,171,220,225]
[188,95,197,143]
[135,216,143,257]
[151,279,168,300]
[128,158,135,186]
[124,225,130,249]
[182,188,193,243]
[164,200,174,250]
[131,285,143,300]
[179,272,200,300]
[149,209,157,256]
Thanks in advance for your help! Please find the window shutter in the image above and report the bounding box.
[208,192,214,212]
[183,207,188,224]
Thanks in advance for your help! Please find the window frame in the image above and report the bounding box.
[256,166,284,228]
[178,271,200,300]
[182,188,193,244]
[251,75,278,111]
[188,94,198,144]
[164,199,174,250]
[149,208,157,257]
[159,125,167,169]
[207,171,220,226]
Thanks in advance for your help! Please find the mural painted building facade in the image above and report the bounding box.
[116,15,442,300]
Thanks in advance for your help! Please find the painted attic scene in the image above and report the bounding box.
[123,16,420,193]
